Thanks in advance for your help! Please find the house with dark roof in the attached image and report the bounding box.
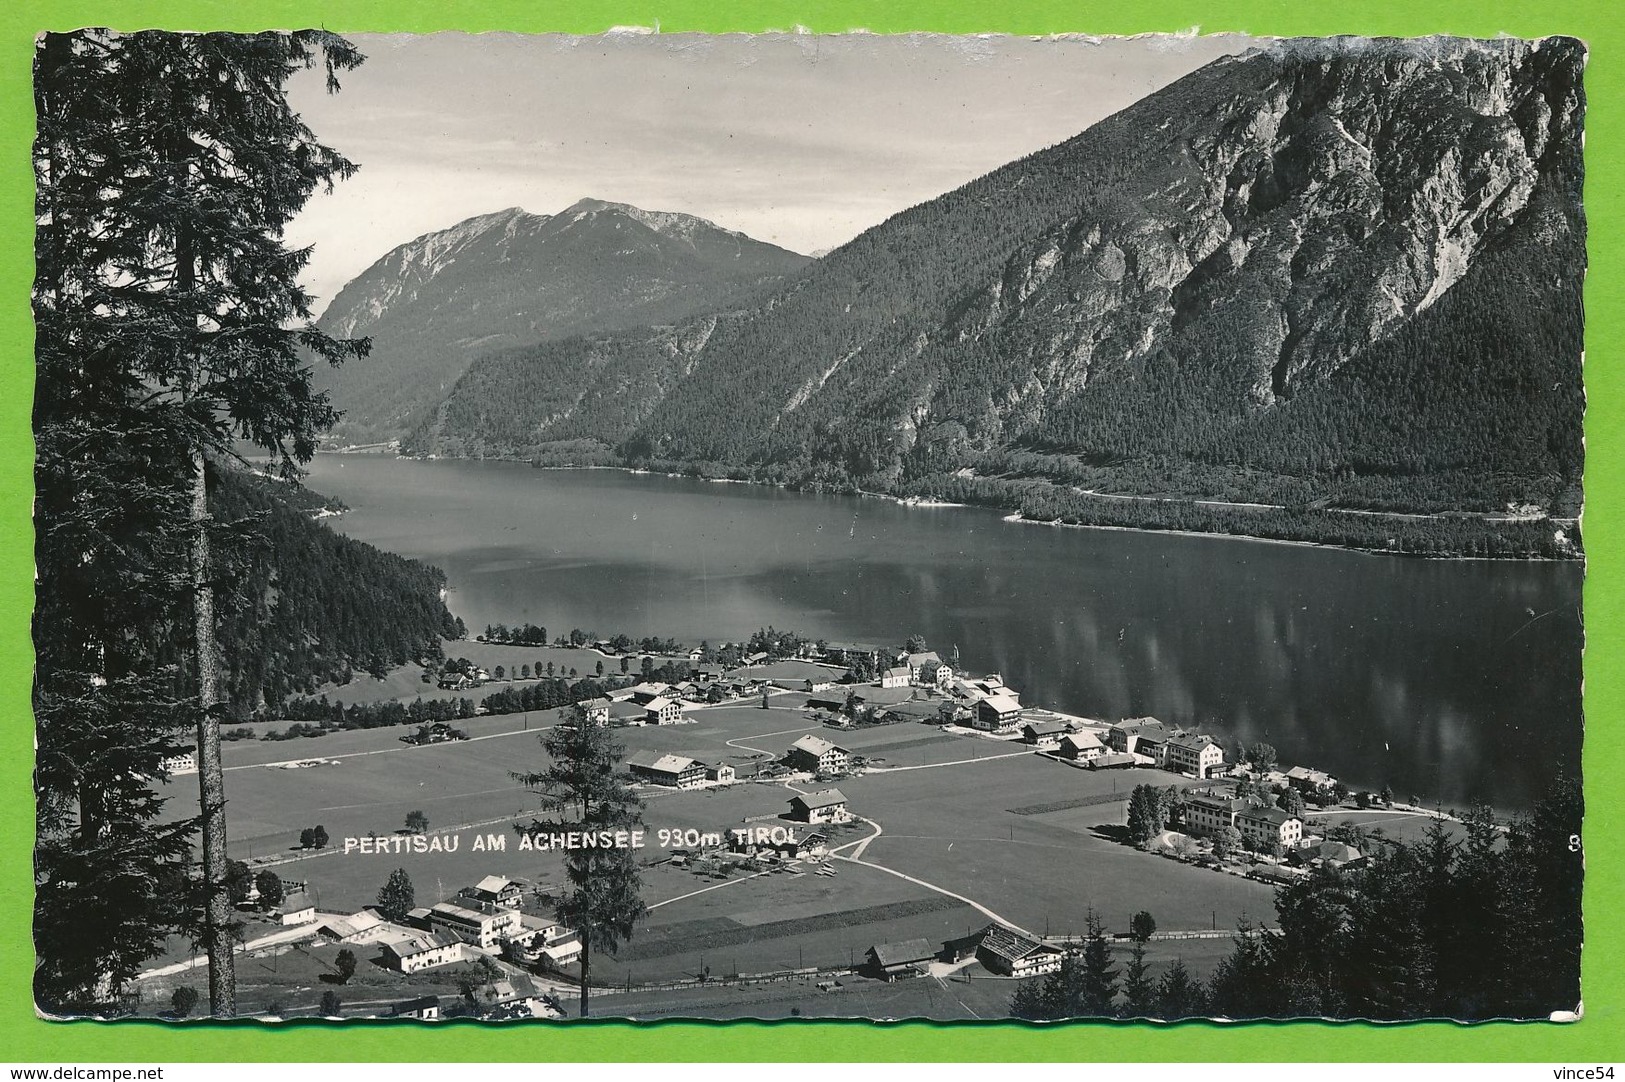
[460,875,524,909]
[1285,766,1339,793]
[1237,805,1303,850]
[1291,840,1364,869]
[276,890,317,927]
[788,788,850,824]
[977,924,1066,977]
[1107,717,1171,756]
[1021,718,1069,746]
[865,938,937,980]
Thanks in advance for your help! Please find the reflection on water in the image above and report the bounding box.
[304,455,1583,811]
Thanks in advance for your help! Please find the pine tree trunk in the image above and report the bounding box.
[189,450,236,1017]
[578,933,591,1018]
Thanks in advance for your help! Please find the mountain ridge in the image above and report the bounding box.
[397,36,1584,556]
[310,198,812,443]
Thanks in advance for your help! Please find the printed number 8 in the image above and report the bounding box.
[1568,834,1581,852]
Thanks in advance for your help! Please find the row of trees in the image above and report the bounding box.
[1015,778,1583,1021]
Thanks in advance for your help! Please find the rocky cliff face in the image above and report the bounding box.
[312,199,810,443]
[954,36,1580,423]
[416,37,1585,522]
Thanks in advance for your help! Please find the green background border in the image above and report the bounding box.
[3,0,1622,1064]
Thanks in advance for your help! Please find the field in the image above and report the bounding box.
[154,693,1283,1015]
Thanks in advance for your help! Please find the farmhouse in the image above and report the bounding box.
[381,932,463,974]
[460,875,524,910]
[1087,752,1139,770]
[1058,731,1106,761]
[1021,718,1069,745]
[804,677,836,692]
[1163,733,1224,778]
[627,751,706,790]
[318,910,389,944]
[160,747,197,776]
[788,788,850,824]
[275,890,317,927]
[643,695,686,725]
[785,734,849,774]
[428,899,522,949]
[622,682,672,703]
[469,975,552,1019]
[580,697,612,725]
[1292,840,1364,869]
[703,762,736,784]
[1237,806,1303,850]
[866,938,937,980]
[1286,766,1339,792]
[977,924,1066,978]
[974,693,1022,732]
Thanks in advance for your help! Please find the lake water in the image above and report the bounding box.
[303,454,1583,811]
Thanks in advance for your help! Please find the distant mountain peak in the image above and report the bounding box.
[406,35,1584,544]
[311,195,812,443]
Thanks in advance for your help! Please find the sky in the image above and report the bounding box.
[284,31,1256,313]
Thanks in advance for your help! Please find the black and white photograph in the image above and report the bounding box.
[32,28,1586,1024]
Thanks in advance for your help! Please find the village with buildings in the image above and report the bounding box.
[143,632,1408,1020]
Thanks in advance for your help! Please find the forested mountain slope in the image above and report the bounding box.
[211,469,464,713]
[311,199,810,444]
[404,37,1586,554]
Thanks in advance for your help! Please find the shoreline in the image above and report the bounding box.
[996,511,1581,564]
[341,450,1579,564]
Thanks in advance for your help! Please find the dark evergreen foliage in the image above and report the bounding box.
[210,468,460,713]
[512,704,647,1017]
[1199,776,1583,1020]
